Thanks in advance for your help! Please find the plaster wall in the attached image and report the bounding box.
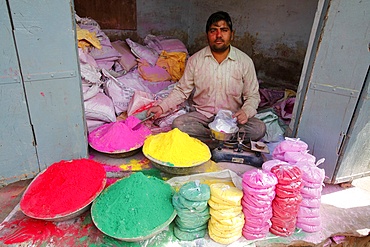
[105,0,319,90]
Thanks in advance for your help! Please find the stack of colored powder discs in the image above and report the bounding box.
[241,168,277,239]
[208,183,244,245]
[296,159,325,232]
[172,181,210,241]
[270,165,303,236]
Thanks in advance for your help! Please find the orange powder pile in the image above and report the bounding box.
[88,116,151,152]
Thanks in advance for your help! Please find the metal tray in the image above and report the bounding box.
[91,182,177,241]
[89,143,142,158]
[20,166,106,222]
[143,152,210,175]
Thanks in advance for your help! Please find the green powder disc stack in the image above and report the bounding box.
[172,180,211,241]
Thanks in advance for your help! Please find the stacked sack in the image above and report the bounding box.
[241,169,277,240]
[208,183,244,245]
[172,181,210,241]
[270,165,303,236]
[296,158,325,232]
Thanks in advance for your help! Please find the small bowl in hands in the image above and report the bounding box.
[209,124,239,141]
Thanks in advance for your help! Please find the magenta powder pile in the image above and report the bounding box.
[91,172,174,239]
[88,116,151,152]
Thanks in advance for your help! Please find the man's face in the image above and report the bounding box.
[207,20,234,53]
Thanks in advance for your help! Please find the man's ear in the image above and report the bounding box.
[231,30,235,41]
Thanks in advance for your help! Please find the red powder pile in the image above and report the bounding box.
[20,159,106,219]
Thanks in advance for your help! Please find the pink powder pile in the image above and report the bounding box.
[88,116,151,153]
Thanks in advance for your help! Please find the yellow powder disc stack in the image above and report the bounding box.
[208,183,244,245]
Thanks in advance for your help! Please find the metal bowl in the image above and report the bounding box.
[209,125,239,141]
[143,152,210,175]
[20,168,106,222]
[92,206,177,242]
[89,143,142,158]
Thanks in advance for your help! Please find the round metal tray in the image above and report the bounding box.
[91,178,177,242]
[92,208,177,242]
[143,153,210,175]
[20,168,106,222]
[89,143,142,158]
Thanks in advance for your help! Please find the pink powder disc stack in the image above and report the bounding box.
[295,158,325,232]
[272,137,315,165]
[270,165,303,237]
[241,169,277,240]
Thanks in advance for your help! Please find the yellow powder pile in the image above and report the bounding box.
[143,128,211,167]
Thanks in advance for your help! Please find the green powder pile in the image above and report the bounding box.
[91,172,175,239]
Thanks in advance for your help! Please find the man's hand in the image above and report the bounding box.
[147,106,164,119]
[233,110,249,124]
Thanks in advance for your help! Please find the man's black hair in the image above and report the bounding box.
[206,11,233,33]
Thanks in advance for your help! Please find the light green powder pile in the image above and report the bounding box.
[91,172,174,239]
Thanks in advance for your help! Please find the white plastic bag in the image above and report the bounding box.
[209,110,238,133]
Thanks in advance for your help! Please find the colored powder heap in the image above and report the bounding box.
[91,172,174,239]
[88,116,151,152]
[20,159,106,218]
[143,128,211,167]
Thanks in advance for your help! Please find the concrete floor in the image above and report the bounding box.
[0,179,31,223]
[0,149,369,246]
